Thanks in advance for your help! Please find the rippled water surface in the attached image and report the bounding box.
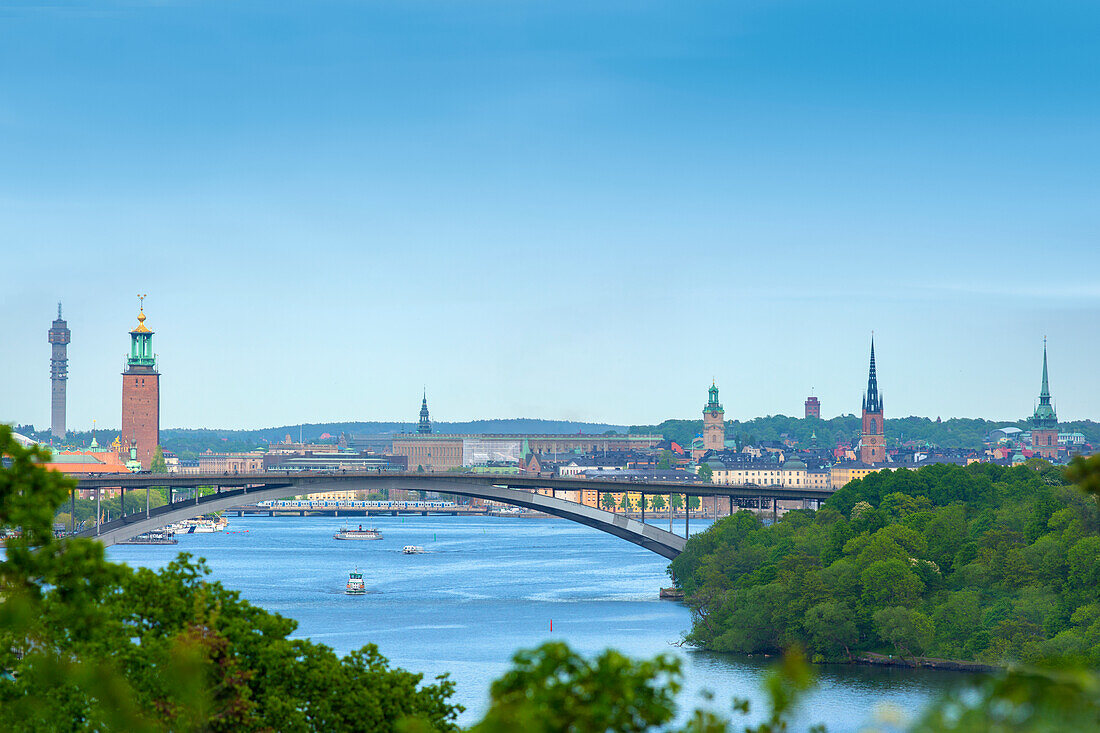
[108,514,967,729]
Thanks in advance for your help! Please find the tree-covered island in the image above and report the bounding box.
[672,460,1100,667]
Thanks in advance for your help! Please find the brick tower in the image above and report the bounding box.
[804,395,820,419]
[860,338,885,464]
[701,381,725,454]
[1030,339,1059,460]
[48,302,70,440]
[120,296,160,469]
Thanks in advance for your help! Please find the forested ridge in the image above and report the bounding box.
[631,416,1100,450]
[672,460,1100,666]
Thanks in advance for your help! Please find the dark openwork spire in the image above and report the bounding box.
[862,336,882,414]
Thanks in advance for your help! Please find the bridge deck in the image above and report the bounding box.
[72,472,833,558]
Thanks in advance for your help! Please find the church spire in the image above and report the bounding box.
[1040,337,1051,402]
[1032,338,1057,428]
[418,390,432,434]
[862,336,882,414]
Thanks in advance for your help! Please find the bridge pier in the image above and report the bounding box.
[96,488,101,536]
[70,489,76,533]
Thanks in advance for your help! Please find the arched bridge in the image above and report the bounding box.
[73,472,834,559]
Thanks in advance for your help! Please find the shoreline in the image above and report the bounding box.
[855,652,999,673]
[688,645,1001,674]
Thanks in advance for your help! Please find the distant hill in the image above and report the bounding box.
[16,415,1098,459]
[155,419,628,458]
[630,416,1100,450]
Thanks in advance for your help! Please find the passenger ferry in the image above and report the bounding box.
[333,524,382,540]
[402,545,425,555]
[169,516,228,534]
[345,569,365,595]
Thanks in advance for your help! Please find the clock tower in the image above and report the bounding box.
[701,381,725,455]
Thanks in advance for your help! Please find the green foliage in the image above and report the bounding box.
[472,642,824,733]
[650,494,667,511]
[632,415,1100,451]
[150,445,167,473]
[698,463,714,483]
[1,425,461,732]
[471,642,681,733]
[914,666,1100,732]
[620,492,633,512]
[602,492,616,511]
[672,461,1100,666]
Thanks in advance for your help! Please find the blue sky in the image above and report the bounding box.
[2,0,1098,430]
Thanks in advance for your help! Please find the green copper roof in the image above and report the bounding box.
[1032,340,1057,428]
[705,381,723,412]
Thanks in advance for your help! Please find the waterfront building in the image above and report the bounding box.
[391,433,662,472]
[266,452,407,472]
[712,457,830,491]
[695,381,725,460]
[198,451,265,474]
[161,448,180,473]
[831,461,891,489]
[418,391,432,434]
[48,302,71,440]
[47,447,129,476]
[120,297,160,470]
[859,338,886,464]
[804,395,820,419]
[1030,340,1060,460]
[988,426,1024,444]
[1059,432,1086,447]
[391,435,465,471]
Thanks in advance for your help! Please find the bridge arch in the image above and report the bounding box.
[77,478,687,559]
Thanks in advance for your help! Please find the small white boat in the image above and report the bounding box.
[402,545,425,555]
[334,524,382,540]
[345,569,365,595]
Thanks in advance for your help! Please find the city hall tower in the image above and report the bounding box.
[121,296,160,469]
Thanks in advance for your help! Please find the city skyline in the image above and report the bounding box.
[2,1,1098,428]
[2,300,1090,432]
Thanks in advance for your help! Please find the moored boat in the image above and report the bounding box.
[119,529,178,545]
[168,516,229,534]
[345,569,365,595]
[334,524,382,540]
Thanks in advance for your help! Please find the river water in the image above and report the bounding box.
[107,514,966,731]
